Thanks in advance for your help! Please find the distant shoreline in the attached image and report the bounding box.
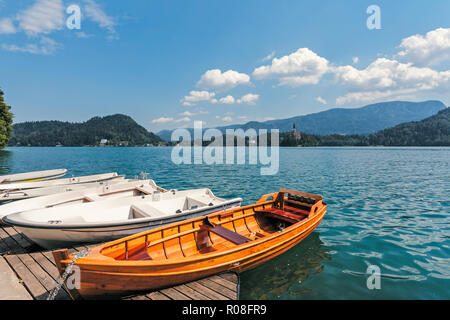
[5,145,450,148]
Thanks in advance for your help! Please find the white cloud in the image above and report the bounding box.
[196,69,250,90]
[253,48,330,86]
[0,18,16,34]
[222,116,233,122]
[2,36,61,55]
[1,0,116,55]
[152,117,174,124]
[352,57,359,64]
[181,90,215,106]
[213,95,235,104]
[174,117,191,123]
[261,51,275,62]
[196,108,209,114]
[237,93,259,104]
[83,0,116,34]
[17,0,65,35]
[179,111,196,116]
[397,27,450,66]
[334,58,450,104]
[76,31,93,39]
[316,96,327,105]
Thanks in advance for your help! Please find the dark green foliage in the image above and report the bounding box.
[9,114,165,147]
[244,107,450,147]
[366,107,450,146]
[0,90,14,149]
[313,134,368,146]
[279,132,318,147]
[311,107,450,146]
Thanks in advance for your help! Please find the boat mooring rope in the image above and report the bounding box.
[47,248,90,300]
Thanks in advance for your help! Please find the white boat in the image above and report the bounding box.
[0,172,123,192]
[0,176,129,201]
[0,179,164,223]
[0,169,67,184]
[3,189,242,249]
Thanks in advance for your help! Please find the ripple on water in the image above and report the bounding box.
[2,146,449,299]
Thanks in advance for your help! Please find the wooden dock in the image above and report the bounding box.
[0,225,239,300]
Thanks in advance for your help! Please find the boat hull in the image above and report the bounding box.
[0,169,67,184]
[0,172,121,192]
[0,176,126,202]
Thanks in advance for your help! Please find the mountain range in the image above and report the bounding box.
[8,100,449,147]
[157,100,446,141]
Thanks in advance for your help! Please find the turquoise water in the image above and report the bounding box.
[1,147,449,299]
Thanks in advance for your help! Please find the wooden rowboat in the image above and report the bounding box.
[53,188,327,299]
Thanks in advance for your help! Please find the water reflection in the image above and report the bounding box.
[0,150,12,175]
[240,232,330,299]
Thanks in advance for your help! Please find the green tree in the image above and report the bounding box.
[0,89,13,149]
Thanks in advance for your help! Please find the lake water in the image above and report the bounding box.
[1,147,449,299]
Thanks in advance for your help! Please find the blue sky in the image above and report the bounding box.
[0,0,449,133]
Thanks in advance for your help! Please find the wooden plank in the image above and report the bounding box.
[0,256,32,300]
[171,284,211,300]
[208,275,237,291]
[3,254,47,300]
[146,291,171,300]
[185,281,230,300]
[159,287,191,300]
[1,228,240,301]
[0,227,25,254]
[15,253,54,289]
[198,278,237,300]
[0,233,9,254]
[1,227,70,300]
[128,294,150,300]
[3,227,34,250]
[218,272,238,284]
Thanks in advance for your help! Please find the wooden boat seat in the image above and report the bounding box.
[198,218,252,249]
[283,205,310,216]
[255,207,306,224]
[135,186,153,195]
[128,203,166,219]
